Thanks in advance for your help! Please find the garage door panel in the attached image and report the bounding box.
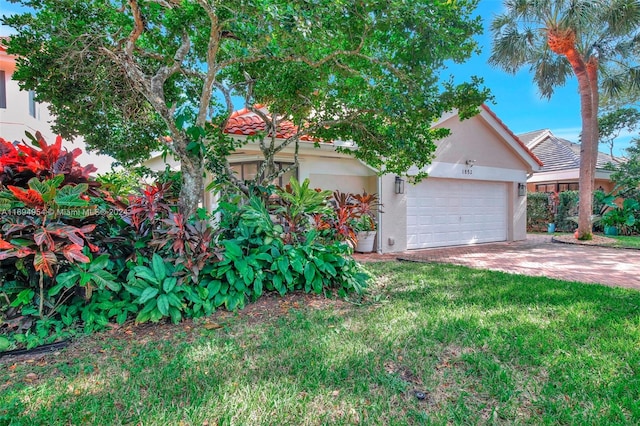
[406,178,507,249]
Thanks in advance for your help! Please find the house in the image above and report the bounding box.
[519,129,624,194]
[146,104,542,253]
[0,37,114,173]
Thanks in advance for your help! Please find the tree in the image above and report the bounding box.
[599,107,640,158]
[489,0,640,239]
[611,137,640,195]
[3,0,490,216]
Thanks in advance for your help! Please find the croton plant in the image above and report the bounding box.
[0,133,102,319]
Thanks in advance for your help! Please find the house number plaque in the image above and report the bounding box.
[462,169,473,175]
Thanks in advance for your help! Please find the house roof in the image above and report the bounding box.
[225,104,544,168]
[520,129,623,172]
[224,105,316,142]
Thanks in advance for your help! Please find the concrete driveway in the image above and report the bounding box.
[357,234,640,290]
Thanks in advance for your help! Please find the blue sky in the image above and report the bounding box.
[0,0,634,156]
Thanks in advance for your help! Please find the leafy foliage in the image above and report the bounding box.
[599,107,640,158]
[4,0,490,215]
[1,167,369,349]
[600,198,640,235]
[526,192,553,232]
[0,134,98,188]
[271,178,333,244]
[211,195,368,308]
[611,137,640,196]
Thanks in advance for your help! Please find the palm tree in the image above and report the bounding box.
[489,0,640,239]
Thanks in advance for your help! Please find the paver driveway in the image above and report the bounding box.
[357,234,640,290]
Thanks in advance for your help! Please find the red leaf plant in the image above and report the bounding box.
[0,132,98,189]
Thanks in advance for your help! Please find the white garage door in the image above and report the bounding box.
[406,178,508,249]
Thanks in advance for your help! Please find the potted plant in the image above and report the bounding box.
[350,191,382,253]
[600,199,639,236]
[352,214,377,252]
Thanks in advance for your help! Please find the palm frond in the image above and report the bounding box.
[601,72,627,98]
[532,49,572,98]
[603,0,640,36]
[489,25,540,74]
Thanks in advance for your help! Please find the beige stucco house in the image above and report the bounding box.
[520,129,623,194]
[0,37,115,173]
[146,104,542,253]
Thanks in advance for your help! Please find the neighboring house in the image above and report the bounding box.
[0,37,114,173]
[519,129,624,194]
[146,104,542,253]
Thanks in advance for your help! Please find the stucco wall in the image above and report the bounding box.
[0,57,57,143]
[301,156,376,194]
[433,114,530,171]
[144,143,377,211]
[379,174,406,253]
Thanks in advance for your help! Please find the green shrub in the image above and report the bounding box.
[1,167,369,350]
[556,191,580,232]
[210,193,369,305]
[526,192,551,232]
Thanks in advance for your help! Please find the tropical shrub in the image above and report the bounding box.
[600,198,639,235]
[526,192,551,232]
[556,191,580,232]
[209,193,369,309]
[0,147,369,349]
[271,177,333,243]
[0,134,125,349]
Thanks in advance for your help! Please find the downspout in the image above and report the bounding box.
[377,175,383,254]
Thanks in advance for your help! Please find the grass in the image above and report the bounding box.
[2,262,640,425]
[609,235,640,249]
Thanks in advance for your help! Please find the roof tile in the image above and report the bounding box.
[224,105,316,142]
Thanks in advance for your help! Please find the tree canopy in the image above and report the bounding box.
[3,0,490,215]
[611,136,640,195]
[489,0,640,239]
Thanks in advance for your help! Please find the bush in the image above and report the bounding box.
[526,192,551,232]
[0,134,117,347]
[209,194,368,308]
[1,151,369,351]
[555,191,580,232]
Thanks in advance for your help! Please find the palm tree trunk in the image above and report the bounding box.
[555,37,597,239]
[576,59,600,240]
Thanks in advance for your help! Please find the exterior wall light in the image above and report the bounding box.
[518,183,526,197]
[465,159,476,167]
[395,176,405,194]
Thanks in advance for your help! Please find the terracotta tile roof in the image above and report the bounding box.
[224,104,316,141]
[480,104,544,167]
[518,130,624,172]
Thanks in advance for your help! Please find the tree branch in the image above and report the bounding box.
[196,0,221,127]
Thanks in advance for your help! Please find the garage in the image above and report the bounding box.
[406,178,508,249]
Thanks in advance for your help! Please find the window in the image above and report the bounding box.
[536,184,556,193]
[0,71,6,109]
[558,183,579,192]
[28,90,36,118]
[231,161,297,186]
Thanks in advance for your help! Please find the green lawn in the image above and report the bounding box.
[610,235,640,249]
[2,262,640,425]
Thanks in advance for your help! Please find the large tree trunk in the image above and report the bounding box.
[178,154,204,217]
